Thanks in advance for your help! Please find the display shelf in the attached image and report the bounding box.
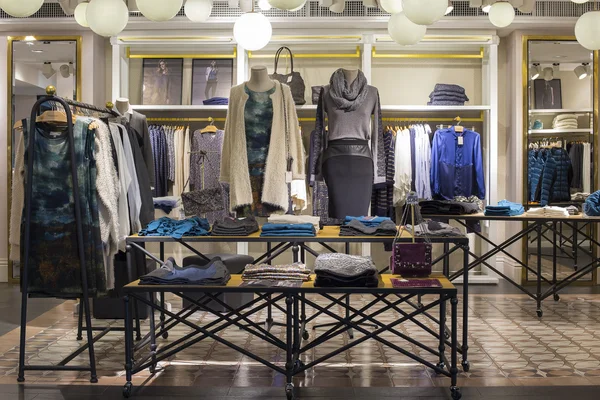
[131,104,491,112]
[528,109,593,115]
[528,128,592,135]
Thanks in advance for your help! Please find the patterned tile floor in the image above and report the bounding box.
[2,292,600,394]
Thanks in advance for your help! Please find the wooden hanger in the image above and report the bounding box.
[36,109,75,124]
[200,117,218,134]
[454,116,464,133]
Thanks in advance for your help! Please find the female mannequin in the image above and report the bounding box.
[342,68,359,85]
[246,66,275,92]
[115,98,132,116]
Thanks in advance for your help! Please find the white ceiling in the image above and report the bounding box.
[13,40,76,70]
[529,41,593,64]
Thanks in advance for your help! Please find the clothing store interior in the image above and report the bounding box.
[3,1,600,399]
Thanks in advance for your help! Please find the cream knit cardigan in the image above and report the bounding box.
[220,83,305,212]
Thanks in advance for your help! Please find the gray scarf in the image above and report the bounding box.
[328,68,368,112]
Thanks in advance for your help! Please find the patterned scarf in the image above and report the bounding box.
[328,68,368,112]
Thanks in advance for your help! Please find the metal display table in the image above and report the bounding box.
[121,275,462,400]
[125,226,471,370]
[423,212,600,317]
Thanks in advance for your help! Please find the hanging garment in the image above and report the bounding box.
[393,128,412,205]
[127,110,155,189]
[309,129,343,225]
[124,124,155,227]
[569,143,584,191]
[371,129,395,219]
[583,143,591,194]
[165,126,176,182]
[149,125,169,197]
[108,123,132,252]
[190,129,231,224]
[416,124,433,200]
[430,127,485,200]
[118,124,142,233]
[530,147,572,206]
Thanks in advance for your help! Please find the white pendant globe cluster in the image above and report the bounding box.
[575,11,600,50]
[74,2,89,28]
[386,0,447,46]
[234,12,272,51]
[185,0,213,22]
[137,0,183,22]
[268,0,306,11]
[0,0,43,17]
[87,0,129,37]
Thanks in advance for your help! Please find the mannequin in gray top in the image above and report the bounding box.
[315,68,384,219]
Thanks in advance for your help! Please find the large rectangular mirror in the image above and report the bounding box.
[7,36,81,283]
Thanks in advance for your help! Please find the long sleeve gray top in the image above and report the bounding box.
[315,85,385,185]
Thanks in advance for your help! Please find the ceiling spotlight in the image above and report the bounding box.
[574,63,589,80]
[446,0,453,15]
[543,67,553,82]
[552,63,560,75]
[529,63,541,80]
[42,62,56,79]
[60,64,71,78]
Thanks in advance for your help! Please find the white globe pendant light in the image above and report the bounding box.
[488,1,515,28]
[137,0,183,22]
[388,12,427,46]
[575,11,600,50]
[379,0,403,14]
[234,12,272,51]
[571,1,590,4]
[87,0,129,37]
[402,0,448,25]
[185,0,213,22]
[268,0,306,11]
[74,1,89,27]
[0,0,43,18]
[258,0,272,10]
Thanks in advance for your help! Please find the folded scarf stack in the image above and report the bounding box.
[140,257,231,285]
[419,200,480,215]
[553,114,578,130]
[528,206,569,218]
[314,253,379,287]
[344,216,392,227]
[203,97,229,105]
[139,216,210,239]
[572,192,590,201]
[242,263,311,281]
[428,83,469,106]
[484,200,525,216]
[267,214,321,231]
[340,219,397,236]
[406,220,462,237]
[260,223,316,237]
[153,196,181,214]
[566,205,580,215]
[211,216,259,236]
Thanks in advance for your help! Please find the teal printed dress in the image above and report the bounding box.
[23,117,106,297]
[236,85,285,217]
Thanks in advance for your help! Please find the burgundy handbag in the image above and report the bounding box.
[390,196,432,278]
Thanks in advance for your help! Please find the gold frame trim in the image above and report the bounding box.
[126,47,237,59]
[376,35,494,43]
[118,36,234,43]
[521,35,598,286]
[248,46,361,59]
[372,46,484,60]
[6,35,82,284]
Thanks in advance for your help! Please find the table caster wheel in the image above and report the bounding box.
[162,332,169,339]
[536,309,543,318]
[553,294,560,302]
[451,386,462,400]
[123,382,133,398]
[462,360,470,372]
[77,335,83,341]
[434,362,445,374]
[302,330,309,340]
[17,376,25,383]
[90,376,98,383]
[285,383,294,400]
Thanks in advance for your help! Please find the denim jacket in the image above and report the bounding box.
[431,127,486,200]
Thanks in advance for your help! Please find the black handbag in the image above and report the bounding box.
[181,151,225,215]
[269,46,306,105]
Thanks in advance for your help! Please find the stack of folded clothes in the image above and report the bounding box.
[566,205,580,216]
[428,83,469,106]
[484,200,525,216]
[140,257,230,285]
[419,200,480,215]
[553,114,578,130]
[344,216,392,227]
[267,214,321,231]
[153,196,181,214]
[528,206,569,218]
[211,216,259,236]
[242,263,311,282]
[260,223,316,237]
[139,216,210,239]
[572,192,590,201]
[203,97,228,105]
[340,219,397,236]
[406,220,462,237]
[314,254,379,287]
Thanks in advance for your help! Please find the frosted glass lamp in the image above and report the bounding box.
[402,0,448,25]
[488,1,515,28]
[0,0,43,17]
[234,12,272,51]
[571,0,590,4]
[269,0,306,10]
[185,0,213,22]
[379,0,402,14]
[87,0,129,37]
[388,12,427,45]
[575,11,600,50]
[74,1,89,27]
[137,0,183,22]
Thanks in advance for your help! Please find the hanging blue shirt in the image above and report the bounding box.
[430,127,485,200]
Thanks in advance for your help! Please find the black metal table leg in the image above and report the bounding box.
[573,222,579,271]
[536,223,543,317]
[436,293,446,372]
[450,297,461,400]
[552,222,559,302]
[461,244,469,372]
[292,242,300,263]
[159,242,166,338]
[285,294,295,400]
[77,299,84,340]
[123,295,133,398]
[148,292,158,374]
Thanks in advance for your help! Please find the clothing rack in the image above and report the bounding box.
[147,117,226,123]
[18,86,139,384]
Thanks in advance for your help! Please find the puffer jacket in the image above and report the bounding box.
[529,150,545,202]
[584,190,600,216]
[540,148,572,206]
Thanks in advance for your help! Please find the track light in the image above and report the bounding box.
[42,62,56,79]
[529,63,541,80]
[543,67,553,82]
[574,63,589,80]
